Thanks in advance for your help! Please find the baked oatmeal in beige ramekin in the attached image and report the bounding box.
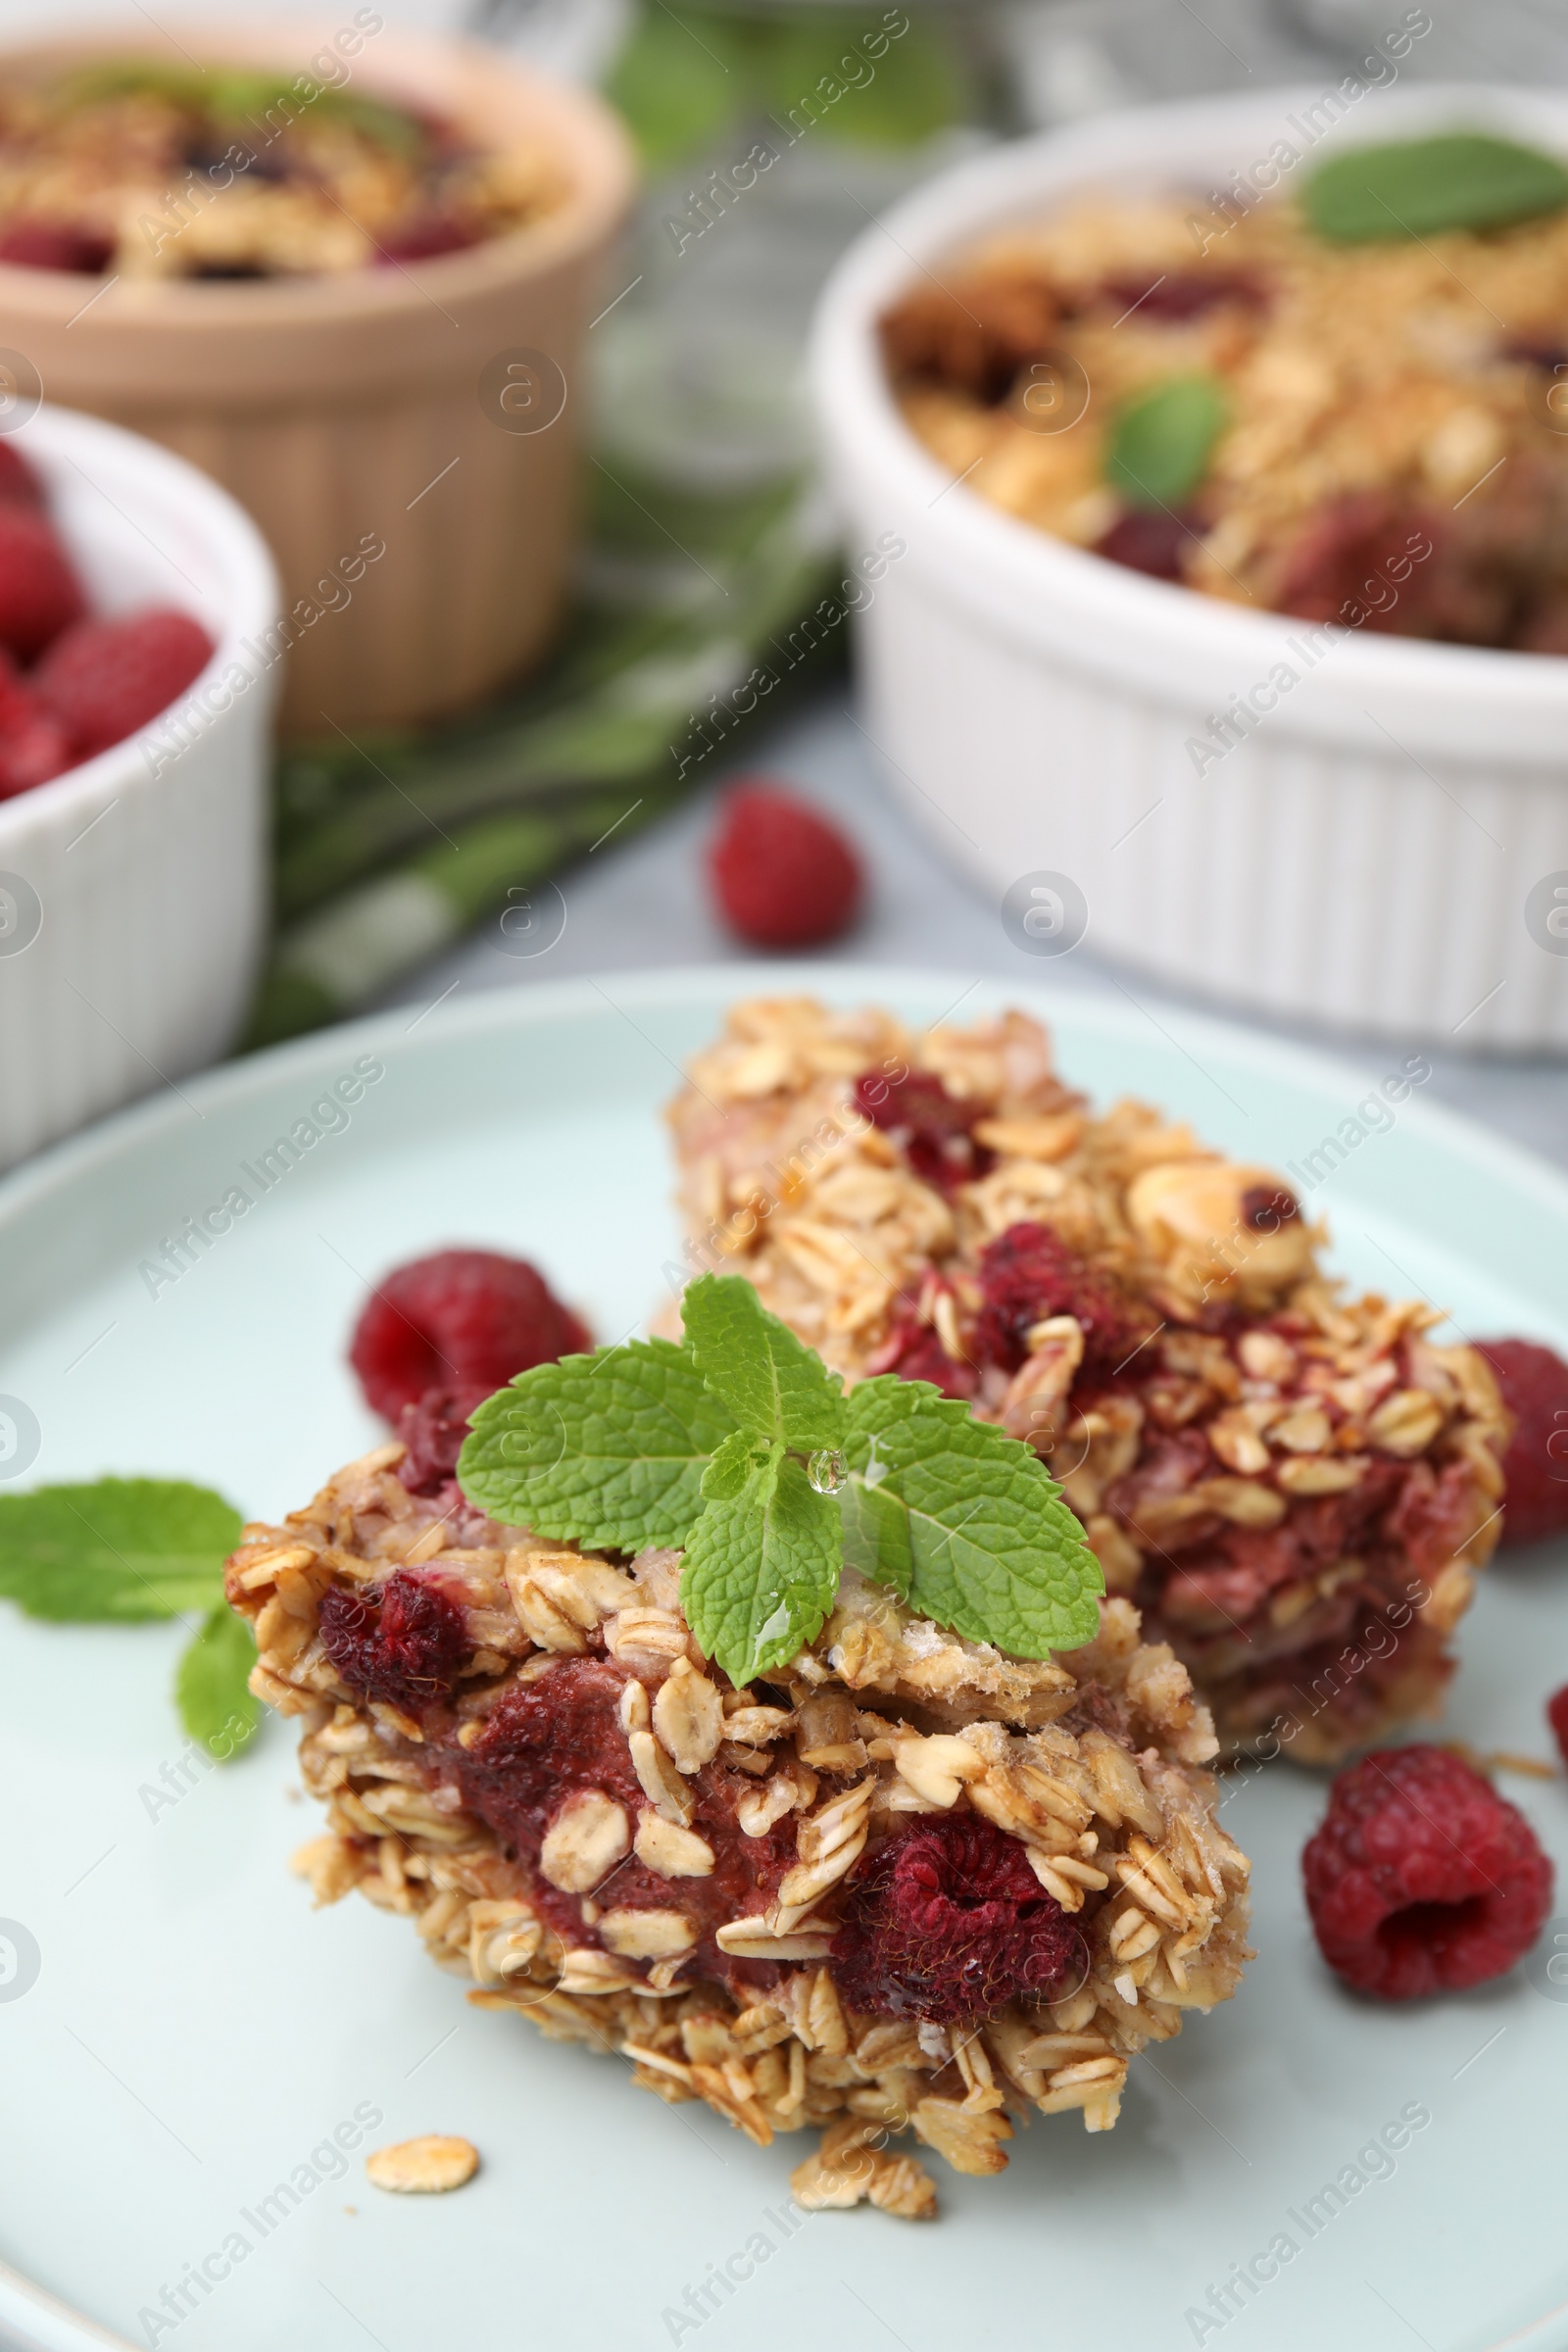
[0,24,633,731]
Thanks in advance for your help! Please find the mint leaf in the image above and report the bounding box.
[839,1378,1102,1655]
[701,1427,768,1503]
[1104,376,1228,511]
[682,1273,847,1452]
[681,1443,842,1686]
[176,1606,263,1761]
[1304,133,1568,245]
[0,1479,240,1622]
[459,1340,738,1552]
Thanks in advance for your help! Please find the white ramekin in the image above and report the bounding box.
[810,83,1568,1050]
[0,406,278,1170]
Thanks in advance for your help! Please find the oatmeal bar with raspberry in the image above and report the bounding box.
[228,1455,1250,2215]
[665,999,1511,1764]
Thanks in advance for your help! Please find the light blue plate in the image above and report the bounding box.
[1,967,1565,2352]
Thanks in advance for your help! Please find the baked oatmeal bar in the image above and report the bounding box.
[879,145,1568,651]
[228,1454,1250,2213]
[666,999,1510,1763]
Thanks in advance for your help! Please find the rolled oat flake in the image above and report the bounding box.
[365,2134,479,2194]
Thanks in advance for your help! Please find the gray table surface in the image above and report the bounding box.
[376,693,1568,1177]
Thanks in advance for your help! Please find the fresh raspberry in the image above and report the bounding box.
[830,1814,1084,2023]
[0,220,114,272]
[1548,1686,1568,1771]
[318,1569,467,1715]
[708,783,863,951]
[0,443,44,508]
[396,1382,496,1496]
[1302,1745,1553,1999]
[0,506,85,662]
[33,608,213,760]
[0,651,72,798]
[0,710,72,799]
[974,1220,1145,1375]
[349,1248,592,1422]
[1475,1338,1568,1546]
[853,1066,991,1195]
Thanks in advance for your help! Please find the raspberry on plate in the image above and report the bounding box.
[1302,1745,1553,1999]
[0,504,85,662]
[396,1382,498,1495]
[1548,1685,1568,1771]
[349,1248,591,1422]
[708,782,863,950]
[34,608,213,761]
[1475,1338,1568,1546]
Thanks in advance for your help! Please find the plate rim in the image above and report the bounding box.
[5,960,1568,1249]
[3,962,1567,2352]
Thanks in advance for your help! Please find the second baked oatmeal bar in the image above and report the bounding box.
[666,998,1510,1762]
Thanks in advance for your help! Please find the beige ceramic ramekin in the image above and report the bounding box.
[0,20,634,734]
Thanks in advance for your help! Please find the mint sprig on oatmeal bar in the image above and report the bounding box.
[457,1335,740,1551]
[839,1376,1102,1656]
[460,1273,1102,1685]
[683,1436,843,1683]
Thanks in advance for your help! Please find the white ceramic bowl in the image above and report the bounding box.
[0,405,278,1171]
[810,82,1568,1050]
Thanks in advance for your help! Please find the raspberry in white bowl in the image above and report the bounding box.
[0,402,277,1169]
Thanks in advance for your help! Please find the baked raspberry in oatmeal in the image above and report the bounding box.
[665,999,1513,1764]
[228,1451,1250,2216]
[0,61,563,282]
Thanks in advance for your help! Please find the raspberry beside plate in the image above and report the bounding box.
[1302,1745,1553,1999]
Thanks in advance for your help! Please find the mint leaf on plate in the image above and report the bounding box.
[839,1377,1103,1656]
[681,1441,842,1686]
[175,1605,263,1761]
[0,1478,240,1622]
[682,1272,847,1452]
[1104,375,1228,511]
[1303,133,1568,245]
[460,1339,738,1553]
